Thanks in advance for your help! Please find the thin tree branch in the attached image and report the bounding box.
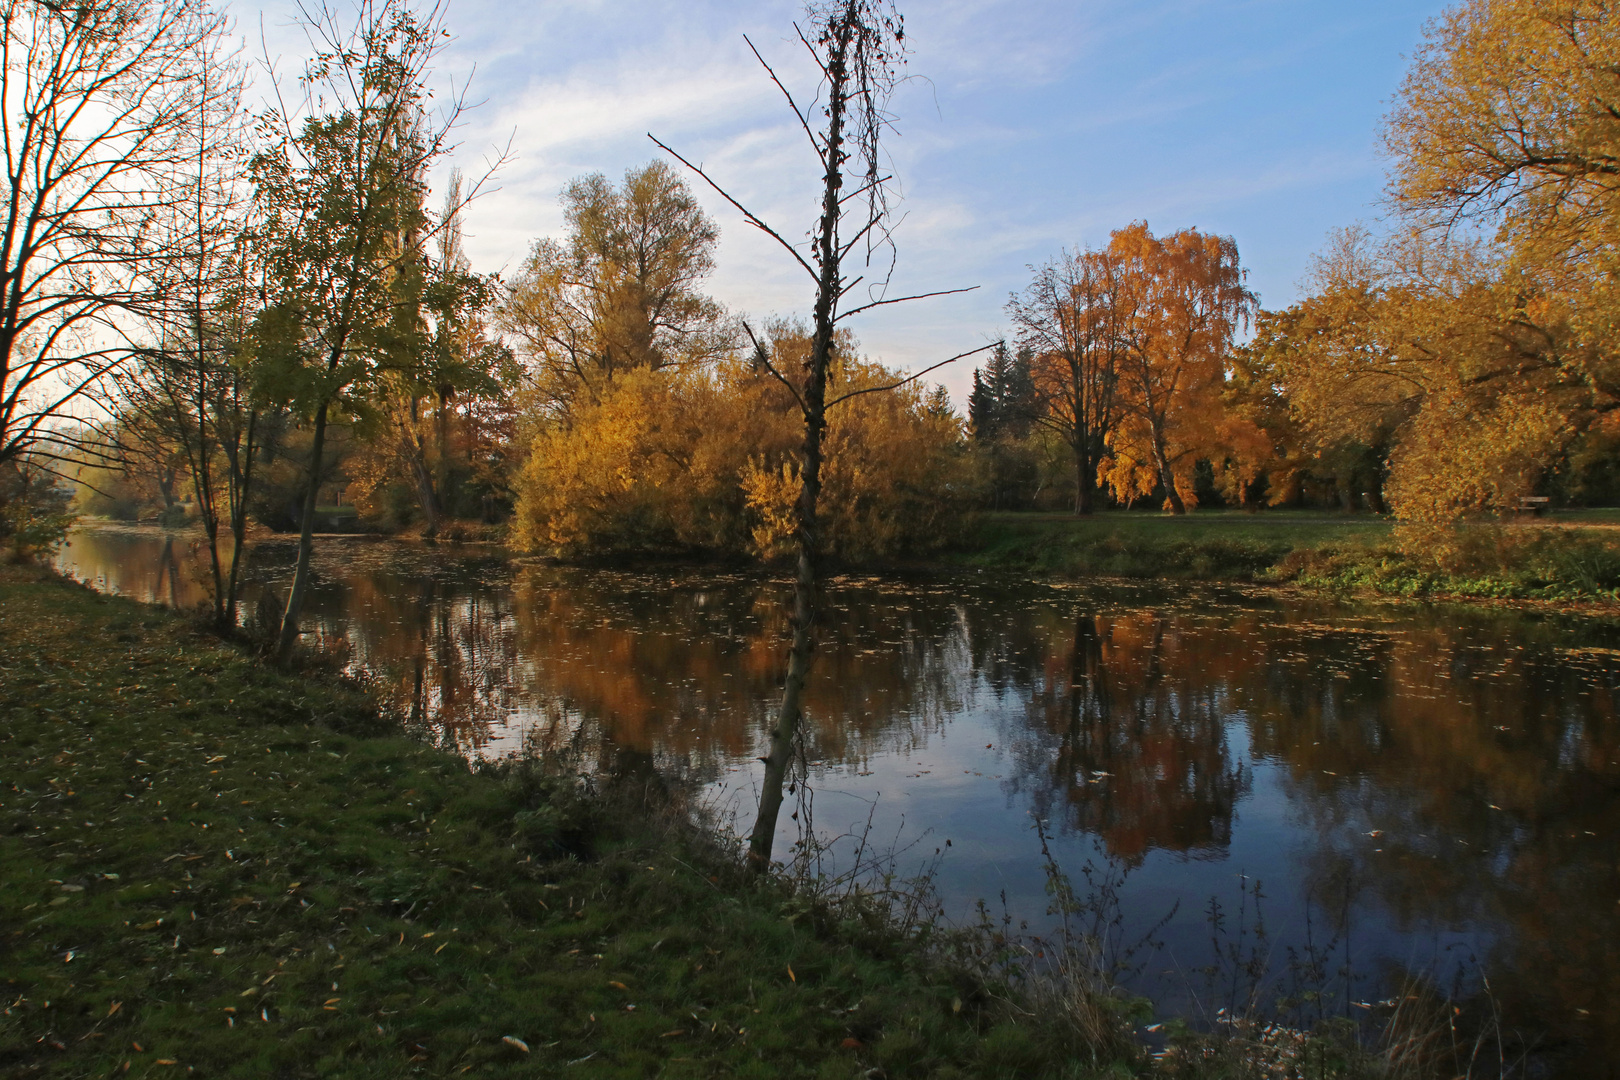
[741,318,808,417]
[648,133,819,284]
[835,284,979,322]
[825,341,999,410]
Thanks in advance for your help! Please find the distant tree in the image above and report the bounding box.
[967,342,1034,443]
[499,162,733,423]
[1010,247,1127,514]
[1105,223,1255,514]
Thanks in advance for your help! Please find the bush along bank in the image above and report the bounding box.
[1,563,1502,1079]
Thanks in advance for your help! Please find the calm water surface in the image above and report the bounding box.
[59,526,1620,1073]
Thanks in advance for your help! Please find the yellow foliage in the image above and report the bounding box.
[512,346,969,561]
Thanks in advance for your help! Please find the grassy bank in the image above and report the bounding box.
[0,564,1102,1079]
[950,510,1620,603]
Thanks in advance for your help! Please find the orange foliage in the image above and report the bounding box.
[1098,223,1256,513]
[512,332,969,561]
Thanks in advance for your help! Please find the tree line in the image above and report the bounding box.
[972,0,1620,531]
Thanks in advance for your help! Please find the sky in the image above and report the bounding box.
[242,0,1456,405]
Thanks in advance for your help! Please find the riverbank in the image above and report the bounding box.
[0,563,1127,1079]
[947,509,1620,607]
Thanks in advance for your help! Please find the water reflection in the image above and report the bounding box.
[57,527,1620,1073]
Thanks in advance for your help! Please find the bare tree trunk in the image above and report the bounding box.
[276,402,328,662]
[1073,441,1094,515]
[408,433,440,538]
[746,11,853,873]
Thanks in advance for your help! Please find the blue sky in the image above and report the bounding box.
[246,0,1455,403]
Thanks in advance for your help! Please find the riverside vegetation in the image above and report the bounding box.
[951,511,1620,606]
[2,561,1516,1079]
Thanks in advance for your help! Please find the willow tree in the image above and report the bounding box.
[654,0,987,870]
[1264,0,1620,528]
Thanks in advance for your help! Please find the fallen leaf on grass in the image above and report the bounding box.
[107,1001,121,1016]
[607,981,627,990]
[501,1036,529,1052]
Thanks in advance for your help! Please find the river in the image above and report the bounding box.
[57,524,1620,1073]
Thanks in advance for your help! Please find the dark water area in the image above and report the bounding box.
[57,525,1620,1074]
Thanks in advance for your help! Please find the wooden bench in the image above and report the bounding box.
[1515,496,1551,517]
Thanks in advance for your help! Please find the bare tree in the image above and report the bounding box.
[0,0,225,482]
[1009,247,1126,515]
[654,0,989,870]
[116,17,260,630]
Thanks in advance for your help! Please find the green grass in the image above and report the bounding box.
[949,509,1392,581]
[948,509,1620,604]
[0,564,1114,1079]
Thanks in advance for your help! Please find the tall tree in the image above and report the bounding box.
[252,0,493,662]
[654,0,988,869]
[1107,223,1255,514]
[1010,247,1125,514]
[117,19,260,630]
[498,161,732,423]
[0,0,223,482]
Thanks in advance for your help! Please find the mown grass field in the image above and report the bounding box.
[0,564,1113,1080]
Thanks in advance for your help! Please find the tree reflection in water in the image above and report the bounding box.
[54,530,1620,1071]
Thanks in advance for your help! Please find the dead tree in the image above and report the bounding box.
[653,0,989,870]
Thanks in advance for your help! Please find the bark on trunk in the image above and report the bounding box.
[746,10,852,872]
[1073,444,1093,515]
[275,403,329,663]
[1152,433,1184,515]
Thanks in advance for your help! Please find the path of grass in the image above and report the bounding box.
[0,565,1104,1079]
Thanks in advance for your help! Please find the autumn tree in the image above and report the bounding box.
[1009,247,1126,514]
[1104,223,1255,514]
[654,0,987,869]
[0,0,225,489]
[252,0,494,662]
[355,166,503,537]
[1358,0,1620,525]
[499,162,732,423]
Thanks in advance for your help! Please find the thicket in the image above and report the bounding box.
[513,347,969,563]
